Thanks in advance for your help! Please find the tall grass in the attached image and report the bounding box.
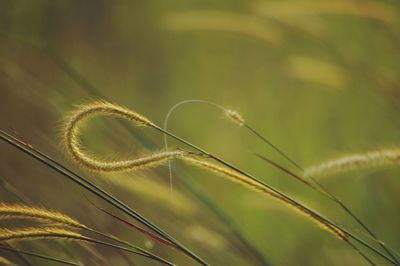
[0,35,272,265]
[0,202,176,265]
[61,100,398,265]
[162,100,399,265]
[0,130,202,265]
[1,2,399,264]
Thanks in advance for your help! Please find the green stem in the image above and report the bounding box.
[246,123,399,265]
[0,130,208,266]
[0,245,80,266]
[151,125,397,265]
[84,226,175,265]
[42,50,269,266]
[82,236,175,265]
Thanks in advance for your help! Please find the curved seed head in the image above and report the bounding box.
[64,101,189,172]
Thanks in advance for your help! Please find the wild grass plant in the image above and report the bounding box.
[2,96,399,264]
[59,100,397,265]
[1,1,400,265]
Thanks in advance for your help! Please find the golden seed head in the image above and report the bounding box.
[63,100,188,172]
[182,155,346,239]
[305,148,400,177]
[0,227,83,242]
[0,203,86,229]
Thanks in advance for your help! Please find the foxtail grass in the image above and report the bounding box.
[0,227,174,265]
[0,130,205,265]
[248,140,399,265]
[0,204,86,229]
[305,148,400,177]
[0,228,82,242]
[2,20,396,266]
[162,99,397,258]
[0,33,269,266]
[241,120,398,264]
[182,155,346,239]
[40,48,263,265]
[162,98,399,265]
[60,100,398,265]
[0,203,172,265]
[64,101,187,172]
[65,101,345,240]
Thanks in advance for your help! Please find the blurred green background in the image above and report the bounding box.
[0,1,399,265]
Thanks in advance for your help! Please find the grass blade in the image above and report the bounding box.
[0,130,207,266]
[0,245,79,266]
